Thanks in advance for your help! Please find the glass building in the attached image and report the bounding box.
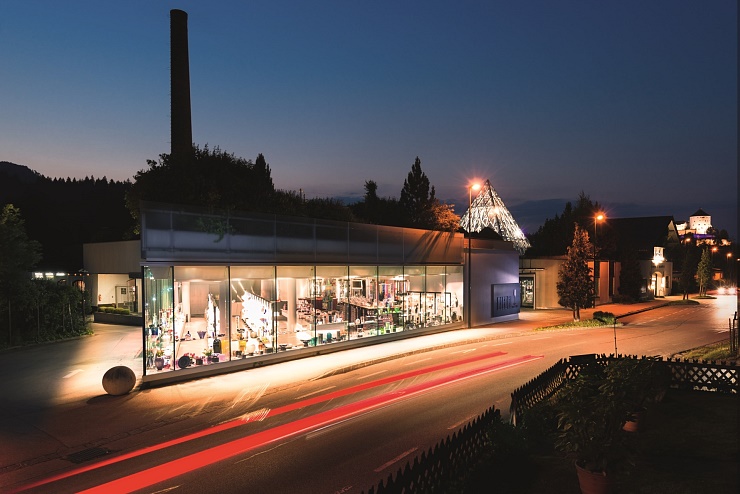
[81,202,521,387]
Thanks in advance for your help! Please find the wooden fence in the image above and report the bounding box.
[510,354,739,426]
[361,407,500,494]
[361,354,738,493]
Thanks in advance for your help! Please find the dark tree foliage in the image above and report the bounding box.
[126,145,276,227]
[0,162,135,270]
[677,238,700,299]
[399,157,437,229]
[618,248,643,302]
[526,192,606,256]
[556,223,594,321]
[270,190,357,222]
[696,247,712,296]
[390,157,457,231]
[349,180,408,228]
[0,205,88,347]
[350,161,459,231]
[127,146,357,226]
[0,205,42,289]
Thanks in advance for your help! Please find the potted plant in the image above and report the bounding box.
[203,347,213,363]
[554,362,631,494]
[609,356,669,432]
[154,349,165,371]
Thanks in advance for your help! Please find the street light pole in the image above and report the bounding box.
[593,213,604,307]
[467,182,480,329]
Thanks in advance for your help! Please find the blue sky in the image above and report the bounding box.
[1,1,736,238]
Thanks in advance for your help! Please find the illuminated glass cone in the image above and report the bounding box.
[460,179,531,254]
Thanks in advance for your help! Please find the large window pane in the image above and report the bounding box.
[144,265,174,374]
[172,266,229,368]
[348,266,377,337]
[315,266,349,343]
[426,266,448,326]
[231,266,276,357]
[277,265,314,348]
[403,265,426,328]
[446,265,464,323]
[378,266,404,333]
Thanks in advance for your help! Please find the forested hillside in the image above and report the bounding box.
[0,161,136,271]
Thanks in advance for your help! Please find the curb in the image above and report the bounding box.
[314,302,676,380]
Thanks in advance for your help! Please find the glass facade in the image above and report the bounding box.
[142,263,464,375]
[139,203,473,378]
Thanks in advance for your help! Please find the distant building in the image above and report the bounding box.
[676,209,714,240]
[520,216,678,308]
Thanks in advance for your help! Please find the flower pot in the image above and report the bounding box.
[195,358,203,365]
[154,357,164,371]
[575,461,611,494]
[623,409,645,432]
[177,355,191,369]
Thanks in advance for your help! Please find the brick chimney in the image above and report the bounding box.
[170,9,193,159]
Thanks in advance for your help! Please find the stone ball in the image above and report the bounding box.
[102,366,137,396]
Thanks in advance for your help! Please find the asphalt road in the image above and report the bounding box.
[1,295,736,493]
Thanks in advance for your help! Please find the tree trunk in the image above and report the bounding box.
[573,306,581,322]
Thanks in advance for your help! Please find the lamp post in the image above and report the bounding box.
[728,252,734,290]
[79,269,89,327]
[652,258,660,297]
[593,213,605,307]
[467,182,480,328]
[682,237,692,300]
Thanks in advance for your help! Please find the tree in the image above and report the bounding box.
[0,205,42,289]
[678,238,699,300]
[0,204,42,345]
[696,247,713,296]
[430,201,460,232]
[526,192,607,256]
[396,157,459,231]
[556,224,594,321]
[399,157,436,229]
[125,145,276,230]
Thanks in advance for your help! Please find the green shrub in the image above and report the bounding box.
[99,306,131,315]
[593,311,616,324]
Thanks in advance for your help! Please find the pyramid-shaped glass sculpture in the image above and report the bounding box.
[460,179,531,254]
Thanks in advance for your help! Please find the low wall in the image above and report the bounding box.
[93,312,143,326]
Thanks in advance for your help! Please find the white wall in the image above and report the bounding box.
[469,247,521,325]
[97,273,130,306]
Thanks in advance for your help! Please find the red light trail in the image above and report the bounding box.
[12,352,542,493]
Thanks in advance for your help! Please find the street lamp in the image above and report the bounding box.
[593,213,605,307]
[467,182,481,328]
[728,252,734,289]
[78,269,89,327]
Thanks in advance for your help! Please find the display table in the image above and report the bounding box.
[312,321,346,342]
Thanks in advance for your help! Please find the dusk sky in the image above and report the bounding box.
[1,1,737,238]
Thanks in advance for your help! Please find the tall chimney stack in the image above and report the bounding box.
[170,9,193,159]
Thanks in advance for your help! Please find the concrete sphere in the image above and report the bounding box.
[102,366,136,396]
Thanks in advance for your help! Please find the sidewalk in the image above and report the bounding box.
[0,297,674,489]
